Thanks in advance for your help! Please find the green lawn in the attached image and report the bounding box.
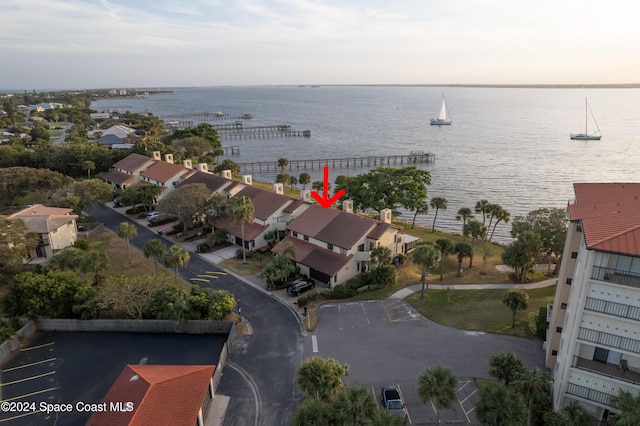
[406,285,555,338]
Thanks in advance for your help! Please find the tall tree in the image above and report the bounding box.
[0,217,38,280]
[417,366,458,425]
[476,382,527,426]
[98,274,167,319]
[149,285,190,322]
[49,247,84,272]
[475,199,491,227]
[413,243,440,299]
[277,157,289,174]
[453,242,472,277]
[163,245,190,284]
[429,197,448,232]
[292,398,333,426]
[489,353,526,386]
[79,250,109,285]
[411,201,428,229]
[228,195,255,264]
[332,386,378,425]
[455,207,474,240]
[299,172,311,190]
[143,239,167,273]
[610,389,640,426]
[543,401,596,426]
[488,205,510,241]
[502,289,529,329]
[50,179,114,213]
[463,219,487,268]
[502,231,541,282]
[83,160,95,178]
[157,183,211,234]
[297,356,349,401]
[370,245,392,269]
[512,367,551,426]
[117,222,137,265]
[435,238,454,281]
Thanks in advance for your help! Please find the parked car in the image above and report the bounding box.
[381,385,407,420]
[286,278,315,297]
[146,211,161,221]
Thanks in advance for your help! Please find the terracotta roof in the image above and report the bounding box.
[113,153,154,173]
[140,161,190,184]
[212,216,269,242]
[287,204,376,249]
[234,186,293,221]
[273,236,352,276]
[87,364,215,426]
[367,222,391,240]
[569,183,640,256]
[179,170,232,193]
[103,170,135,185]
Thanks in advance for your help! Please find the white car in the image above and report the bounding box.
[146,211,161,221]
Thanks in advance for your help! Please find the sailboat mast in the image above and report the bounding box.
[584,97,588,134]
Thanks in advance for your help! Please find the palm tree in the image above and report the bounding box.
[296,356,349,401]
[370,245,392,269]
[502,289,529,329]
[228,196,255,264]
[80,250,109,285]
[163,245,190,284]
[489,353,525,386]
[292,398,333,426]
[369,408,407,426]
[455,207,474,240]
[475,199,491,227]
[413,243,440,299]
[411,201,428,229]
[488,206,510,241]
[452,242,472,277]
[544,401,596,426]
[332,386,378,425]
[417,366,458,424]
[117,222,137,265]
[610,389,640,425]
[476,382,527,426]
[83,160,95,179]
[299,172,311,190]
[277,157,289,174]
[435,238,454,281]
[143,239,167,274]
[512,367,551,426]
[463,219,487,268]
[429,197,448,232]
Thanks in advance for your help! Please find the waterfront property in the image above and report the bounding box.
[546,183,640,422]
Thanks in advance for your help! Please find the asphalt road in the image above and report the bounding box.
[89,205,304,425]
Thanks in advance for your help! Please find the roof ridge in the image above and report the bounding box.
[588,221,640,248]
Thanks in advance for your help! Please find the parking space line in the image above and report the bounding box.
[460,388,478,404]
[397,384,412,425]
[360,303,370,325]
[2,358,56,372]
[429,397,438,421]
[311,335,318,353]
[20,342,54,352]
[190,278,209,282]
[1,387,58,402]
[206,271,227,275]
[0,371,55,387]
[0,411,41,423]
[457,380,472,392]
[199,275,220,279]
[338,305,342,330]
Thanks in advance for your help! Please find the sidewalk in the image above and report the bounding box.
[389,278,558,299]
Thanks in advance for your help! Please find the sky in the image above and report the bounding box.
[2,0,639,90]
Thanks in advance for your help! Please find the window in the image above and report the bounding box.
[556,327,563,333]
[292,231,298,237]
[552,350,558,356]
[340,248,347,255]
[576,225,582,232]
[358,244,365,252]
[303,235,309,241]
[561,303,567,309]
[327,243,333,250]
[566,278,572,285]
[571,252,578,259]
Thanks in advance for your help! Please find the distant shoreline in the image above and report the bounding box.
[306,83,640,89]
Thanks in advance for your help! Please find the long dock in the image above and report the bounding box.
[215,125,311,140]
[237,152,435,173]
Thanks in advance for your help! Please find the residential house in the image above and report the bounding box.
[87,364,216,426]
[7,204,79,260]
[139,153,196,199]
[97,124,137,147]
[272,201,405,287]
[103,153,155,190]
[546,183,640,422]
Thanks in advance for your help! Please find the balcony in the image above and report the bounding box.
[592,266,640,289]
[573,356,640,386]
[566,382,613,405]
[578,327,640,354]
[355,251,370,262]
[585,297,640,321]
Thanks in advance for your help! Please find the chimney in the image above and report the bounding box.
[183,159,193,169]
[380,208,392,224]
[273,183,284,195]
[164,153,174,164]
[222,169,232,179]
[301,190,313,202]
[242,175,253,185]
[197,163,210,173]
[342,200,353,214]
[152,151,161,160]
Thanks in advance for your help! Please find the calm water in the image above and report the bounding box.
[92,86,640,242]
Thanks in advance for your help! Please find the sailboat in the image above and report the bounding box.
[430,95,452,125]
[570,98,602,140]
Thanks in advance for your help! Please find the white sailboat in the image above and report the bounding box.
[430,95,452,125]
[570,98,602,140]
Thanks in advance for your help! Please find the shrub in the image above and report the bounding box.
[73,239,90,251]
[148,216,175,227]
[367,265,396,287]
[536,307,549,338]
[125,205,147,214]
[346,275,368,290]
[356,284,383,294]
[297,289,320,307]
[332,284,354,299]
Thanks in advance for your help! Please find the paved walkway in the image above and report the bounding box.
[389,277,558,299]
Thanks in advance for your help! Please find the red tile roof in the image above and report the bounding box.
[273,235,353,276]
[178,170,232,193]
[87,364,215,426]
[140,161,190,184]
[103,170,135,186]
[212,216,269,242]
[234,186,293,221]
[113,153,154,173]
[569,183,640,256]
[287,204,376,249]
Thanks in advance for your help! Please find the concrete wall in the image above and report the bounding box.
[36,319,234,334]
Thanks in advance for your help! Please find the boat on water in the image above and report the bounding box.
[430,95,452,125]
[570,98,602,140]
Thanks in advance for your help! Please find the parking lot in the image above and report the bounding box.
[308,299,547,424]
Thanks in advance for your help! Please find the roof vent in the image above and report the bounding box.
[164,153,174,164]
[222,170,232,179]
[342,200,353,214]
[273,183,284,195]
[301,190,313,202]
[242,175,252,185]
[152,151,161,160]
[198,163,210,173]
[183,159,193,169]
[380,208,392,224]
[130,375,139,382]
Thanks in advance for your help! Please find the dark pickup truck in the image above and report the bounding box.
[381,385,407,420]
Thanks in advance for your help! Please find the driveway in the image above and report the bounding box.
[308,299,546,424]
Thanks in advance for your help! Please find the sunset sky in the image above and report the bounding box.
[2,0,639,89]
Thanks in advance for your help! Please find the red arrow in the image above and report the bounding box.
[311,165,346,209]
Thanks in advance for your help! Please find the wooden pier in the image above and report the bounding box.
[237,151,435,173]
[215,125,311,140]
[221,145,240,155]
